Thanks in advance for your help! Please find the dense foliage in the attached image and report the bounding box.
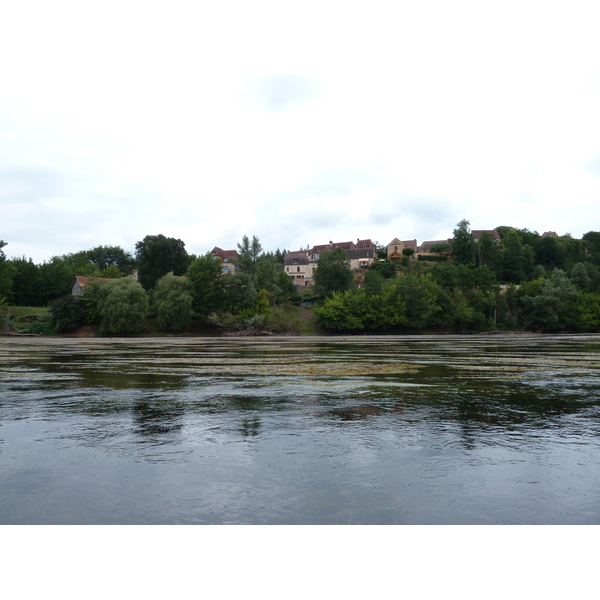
[313,247,355,298]
[97,278,149,334]
[153,272,194,332]
[135,234,189,290]
[5,221,600,336]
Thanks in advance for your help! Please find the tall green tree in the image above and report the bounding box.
[452,220,474,265]
[394,273,446,328]
[153,272,194,332]
[7,257,40,306]
[86,246,135,275]
[313,247,354,298]
[186,254,226,322]
[500,229,534,283]
[474,232,500,270]
[234,235,263,276]
[135,234,189,290]
[97,277,149,334]
[37,256,75,304]
[0,241,16,301]
[520,269,578,331]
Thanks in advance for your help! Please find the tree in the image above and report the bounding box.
[234,235,263,276]
[101,265,122,278]
[474,232,500,270]
[373,241,388,260]
[186,254,226,322]
[153,273,194,332]
[97,277,149,334]
[314,288,406,331]
[394,274,445,328]
[452,220,474,265]
[8,256,40,306]
[500,229,534,283]
[520,269,578,331]
[86,246,135,275]
[37,256,75,304]
[571,263,591,292]
[368,261,398,279]
[50,295,86,332]
[0,241,16,301]
[313,247,354,297]
[135,234,189,290]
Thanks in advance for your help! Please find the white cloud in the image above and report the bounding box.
[2,2,600,262]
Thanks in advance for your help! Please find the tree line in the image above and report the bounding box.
[0,234,297,335]
[3,222,600,335]
[312,221,600,332]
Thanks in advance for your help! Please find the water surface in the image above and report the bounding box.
[2,334,600,524]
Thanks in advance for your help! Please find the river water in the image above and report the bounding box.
[1,334,600,524]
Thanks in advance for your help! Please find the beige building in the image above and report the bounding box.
[211,247,238,274]
[283,239,378,287]
[387,238,418,261]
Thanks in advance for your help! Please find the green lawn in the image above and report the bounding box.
[7,306,50,320]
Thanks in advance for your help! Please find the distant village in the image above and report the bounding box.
[209,229,563,291]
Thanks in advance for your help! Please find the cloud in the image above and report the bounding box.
[246,76,323,112]
[0,167,64,204]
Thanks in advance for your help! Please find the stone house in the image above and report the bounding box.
[283,239,377,287]
[71,276,115,296]
[211,247,238,274]
[387,238,418,261]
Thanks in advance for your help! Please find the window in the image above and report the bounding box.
[293,259,298,264]
[286,267,289,272]
[297,267,300,272]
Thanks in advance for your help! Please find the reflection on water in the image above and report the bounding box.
[1,335,600,524]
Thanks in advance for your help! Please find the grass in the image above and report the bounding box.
[7,306,50,320]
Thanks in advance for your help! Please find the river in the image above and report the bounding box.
[1,334,600,524]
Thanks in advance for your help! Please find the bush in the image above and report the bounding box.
[50,295,86,332]
[97,277,148,334]
[19,314,59,335]
[153,272,194,332]
[314,288,407,332]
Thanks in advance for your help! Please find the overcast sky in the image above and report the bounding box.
[2,1,600,263]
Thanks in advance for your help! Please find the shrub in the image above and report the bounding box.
[19,314,59,335]
[153,272,194,332]
[97,277,148,334]
[50,295,86,332]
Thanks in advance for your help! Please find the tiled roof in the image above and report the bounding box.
[211,247,238,259]
[472,229,500,240]
[73,276,115,287]
[284,251,309,266]
[345,248,375,259]
[418,240,452,253]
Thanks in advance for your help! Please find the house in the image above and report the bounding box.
[211,247,238,274]
[71,276,115,296]
[283,238,378,287]
[284,251,311,285]
[416,240,453,255]
[386,238,418,261]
